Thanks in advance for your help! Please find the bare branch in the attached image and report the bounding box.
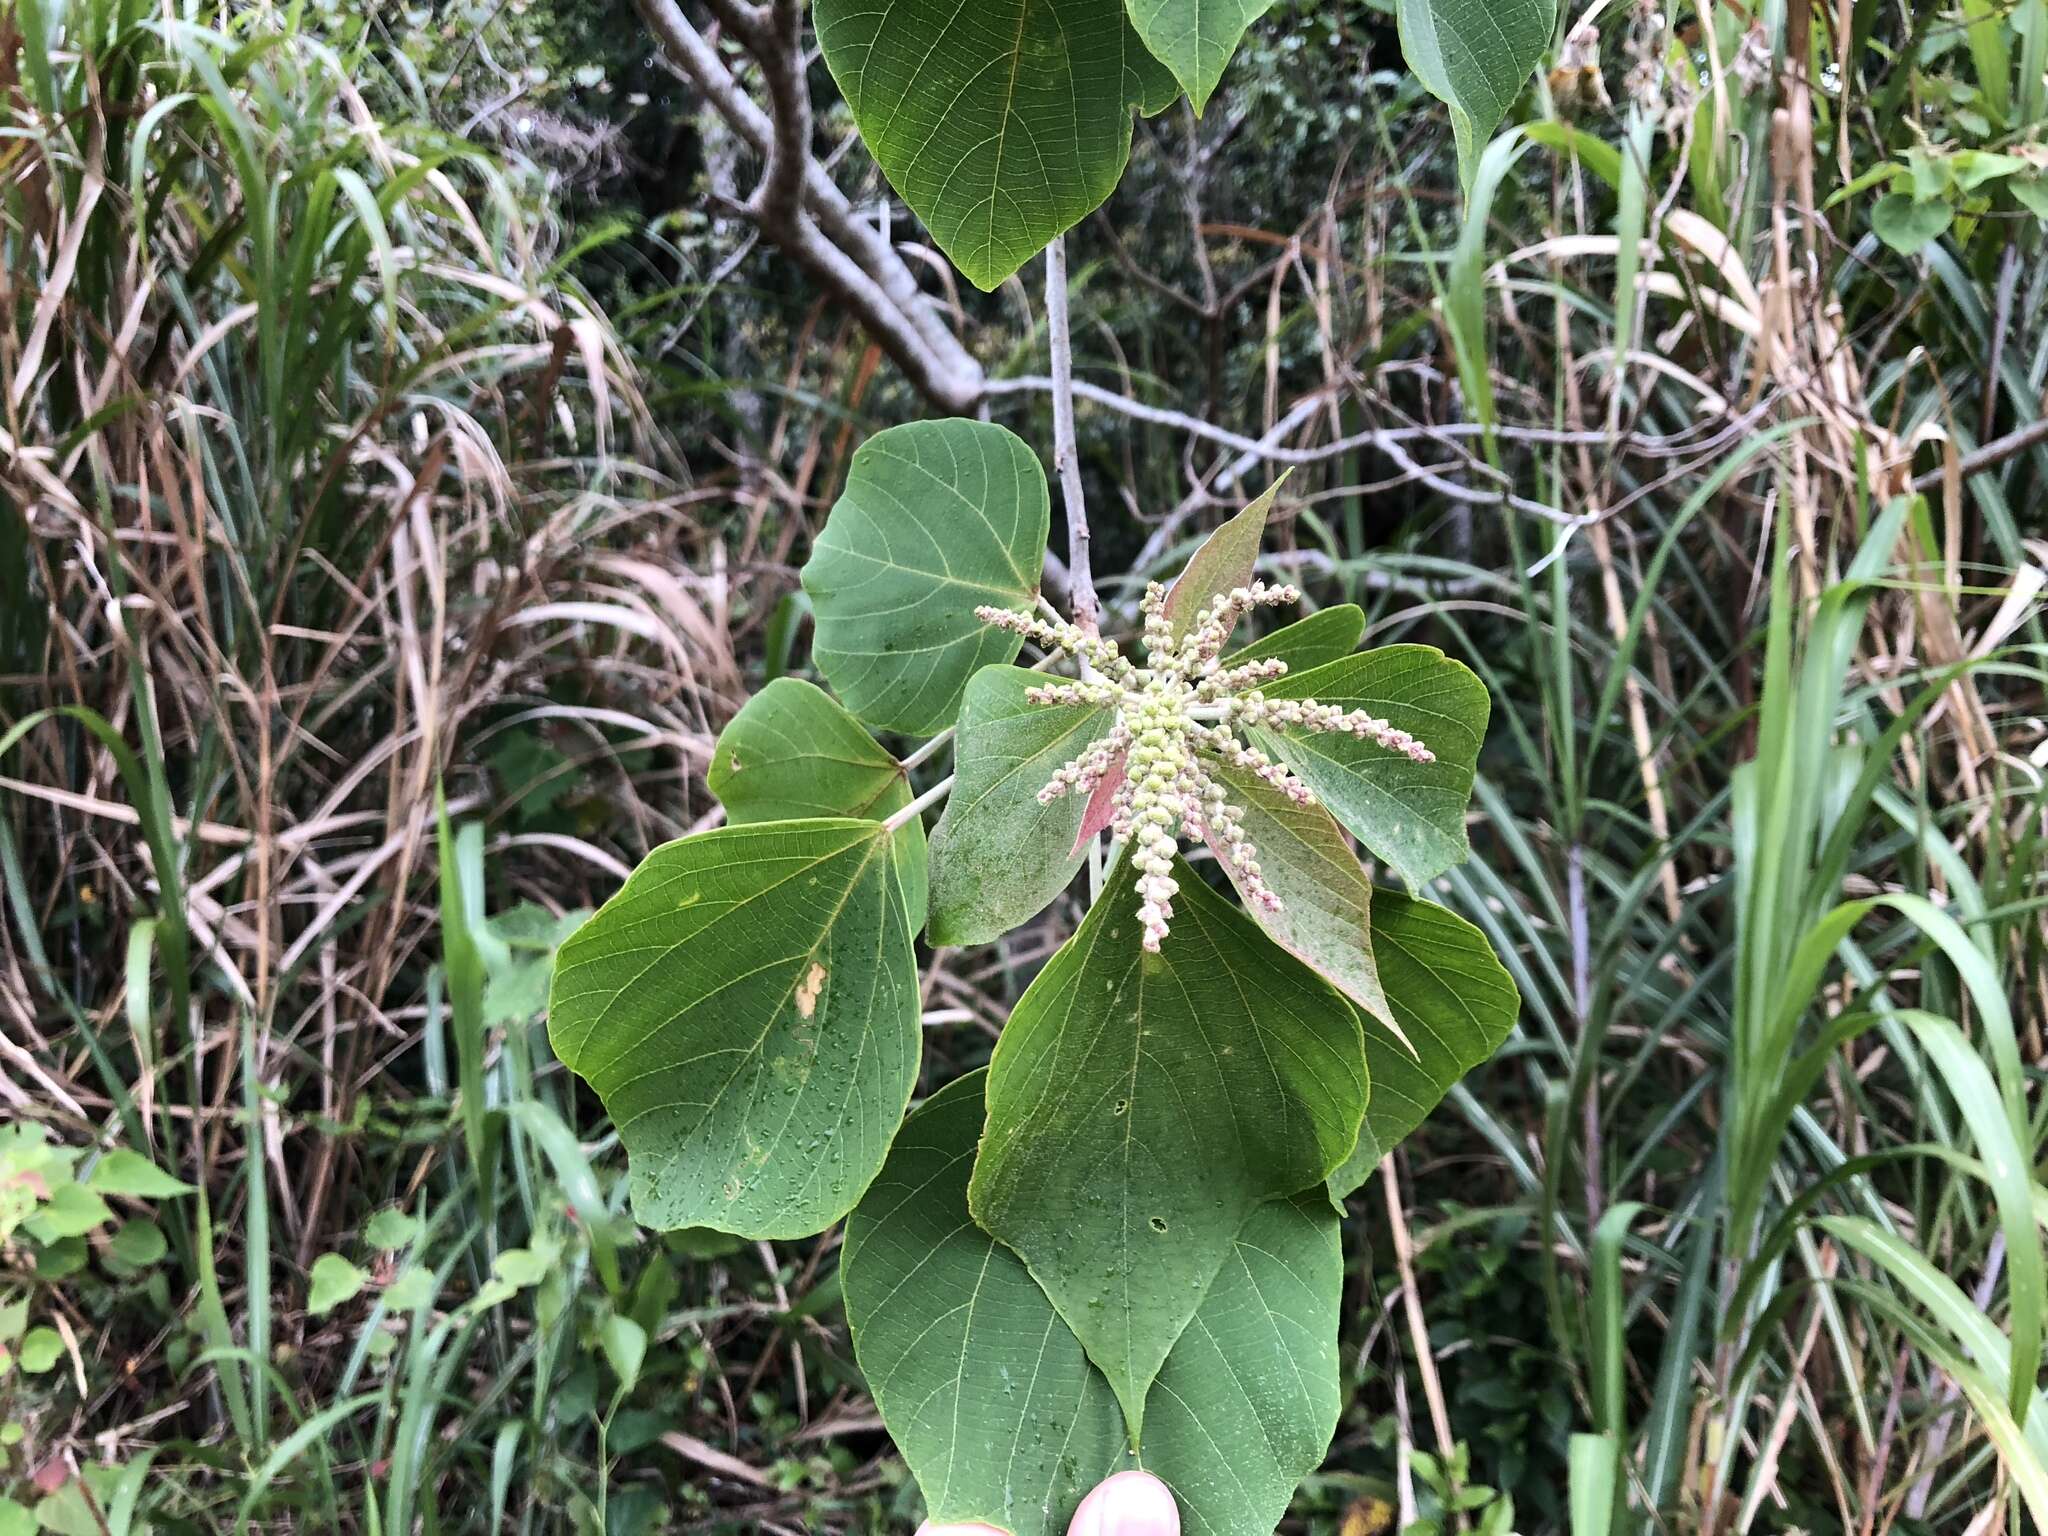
[634,0,984,411]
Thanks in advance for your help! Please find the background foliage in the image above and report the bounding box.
[4,0,2048,1532]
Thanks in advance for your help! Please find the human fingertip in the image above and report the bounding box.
[915,1522,1011,1536]
[1068,1470,1179,1536]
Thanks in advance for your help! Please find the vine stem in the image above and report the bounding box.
[883,773,955,832]
[1045,236,1098,636]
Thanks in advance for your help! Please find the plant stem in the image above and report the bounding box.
[884,773,955,832]
[898,728,953,772]
[1045,236,1098,636]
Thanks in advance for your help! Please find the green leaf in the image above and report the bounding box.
[24,1182,112,1242]
[85,1147,194,1199]
[1123,0,1275,113]
[803,420,1049,735]
[107,1218,168,1270]
[382,1268,435,1312]
[600,1314,648,1394]
[848,1074,1346,1536]
[365,1208,423,1251]
[548,819,920,1238]
[1226,604,1365,675]
[925,664,1116,945]
[1397,0,1555,188]
[1161,475,1287,640]
[2011,172,2048,219]
[1140,1194,1345,1536]
[844,1073,1127,1536]
[1871,192,1954,255]
[710,677,929,931]
[17,1327,61,1374]
[1204,760,1390,1024]
[1249,645,1488,889]
[969,854,1365,1439]
[816,0,1162,288]
[1326,893,1519,1199]
[307,1253,368,1316]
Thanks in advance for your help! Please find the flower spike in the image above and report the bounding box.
[980,581,1434,950]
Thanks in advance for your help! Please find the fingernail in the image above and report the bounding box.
[1071,1471,1179,1536]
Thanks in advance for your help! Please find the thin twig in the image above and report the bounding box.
[1045,237,1098,635]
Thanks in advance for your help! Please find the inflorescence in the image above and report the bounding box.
[976,582,1433,951]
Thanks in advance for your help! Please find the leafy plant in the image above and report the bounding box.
[548,415,1518,1532]
[812,0,1558,289]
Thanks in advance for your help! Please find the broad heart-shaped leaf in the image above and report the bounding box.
[1142,1193,1344,1535]
[1397,0,1554,188]
[847,1073,1346,1536]
[1160,474,1287,639]
[709,678,928,932]
[1124,0,1275,113]
[1326,891,1519,1199]
[1203,760,1392,1029]
[968,854,1365,1440]
[1871,192,1954,256]
[1247,645,1487,890]
[844,1072,1129,1536]
[1226,603,1365,675]
[925,665,1115,946]
[803,420,1049,735]
[548,819,919,1238]
[816,0,1170,290]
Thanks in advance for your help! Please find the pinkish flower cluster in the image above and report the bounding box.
[976,581,1433,950]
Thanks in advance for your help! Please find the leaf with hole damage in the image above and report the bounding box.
[1398,0,1556,188]
[1123,0,1275,113]
[1248,645,1487,889]
[803,420,1049,736]
[816,0,1171,289]
[968,855,1364,1439]
[710,678,928,931]
[548,819,919,1238]
[1226,604,1365,675]
[926,664,1116,946]
[844,1072,1129,1536]
[1326,892,1519,1199]
[1141,1193,1345,1535]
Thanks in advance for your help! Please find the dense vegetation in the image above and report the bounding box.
[4,1,2047,1533]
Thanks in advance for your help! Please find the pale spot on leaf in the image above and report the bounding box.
[796,962,827,1018]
